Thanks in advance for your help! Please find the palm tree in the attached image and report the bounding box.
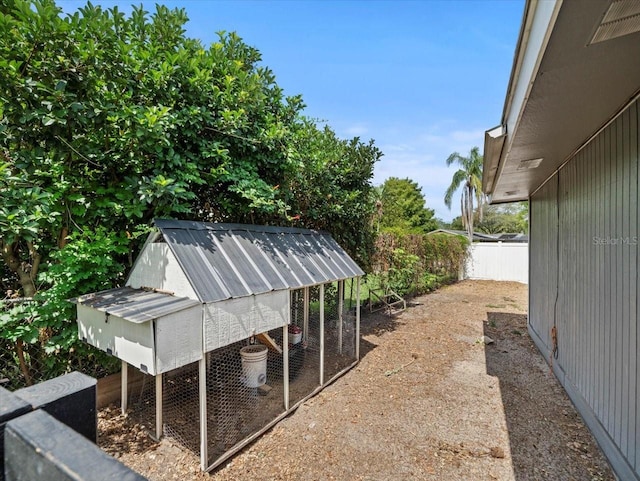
[444,147,486,241]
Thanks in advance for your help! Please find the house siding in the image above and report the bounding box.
[529,99,639,479]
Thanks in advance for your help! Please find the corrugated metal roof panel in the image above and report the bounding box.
[244,230,303,287]
[153,219,364,303]
[72,287,200,324]
[229,230,289,291]
[213,229,272,294]
[309,234,351,279]
[279,232,326,282]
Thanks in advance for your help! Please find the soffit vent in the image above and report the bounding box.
[517,158,543,170]
[590,0,640,44]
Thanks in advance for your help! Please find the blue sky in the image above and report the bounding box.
[60,0,524,221]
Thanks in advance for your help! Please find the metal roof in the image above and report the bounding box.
[153,219,364,303]
[72,287,200,323]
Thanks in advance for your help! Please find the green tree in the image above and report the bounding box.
[284,120,381,268]
[449,216,464,231]
[476,201,528,234]
[379,177,438,234]
[0,0,380,386]
[444,146,485,241]
[1,1,302,300]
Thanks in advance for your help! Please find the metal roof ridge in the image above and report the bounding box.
[154,218,328,236]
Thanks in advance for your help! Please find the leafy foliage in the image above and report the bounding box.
[0,229,128,388]
[285,120,381,268]
[371,232,468,297]
[475,202,528,234]
[449,201,528,234]
[422,233,469,277]
[0,0,380,386]
[378,177,438,235]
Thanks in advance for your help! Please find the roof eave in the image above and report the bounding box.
[483,0,562,202]
[482,125,507,195]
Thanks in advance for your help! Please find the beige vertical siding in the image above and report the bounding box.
[529,99,639,480]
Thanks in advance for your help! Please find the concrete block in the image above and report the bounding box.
[15,372,97,442]
[0,388,32,481]
[4,409,146,481]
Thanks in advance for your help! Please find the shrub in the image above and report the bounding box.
[370,232,468,297]
[0,228,128,389]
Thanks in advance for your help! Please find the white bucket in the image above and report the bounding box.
[240,344,268,388]
[289,325,303,345]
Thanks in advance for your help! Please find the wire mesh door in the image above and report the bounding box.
[162,362,200,452]
[205,335,286,466]
[288,288,320,405]
[323,281,357,381]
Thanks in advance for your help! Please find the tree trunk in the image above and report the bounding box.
[1,241,38,297]
[15,339,33,386]
[463,187,474,242]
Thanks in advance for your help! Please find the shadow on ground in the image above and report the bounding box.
[358,307,404,360]
[483,311,614,481]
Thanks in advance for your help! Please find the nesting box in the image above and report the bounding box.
[75,288,201,376]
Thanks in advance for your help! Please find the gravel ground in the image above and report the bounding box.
[99,280,614,480]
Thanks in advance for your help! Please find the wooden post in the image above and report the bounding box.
[356,277,361,360]
[303,287,309,342]
[155,374,163,440]
[283,324,289,410]
[338,280,344,355]
[319,283,325,386]
[121,361,128,415]
[199,357,208,471]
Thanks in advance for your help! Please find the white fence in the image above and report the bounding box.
[464,242,528,284]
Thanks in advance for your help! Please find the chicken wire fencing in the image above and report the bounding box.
[123,281,359,471]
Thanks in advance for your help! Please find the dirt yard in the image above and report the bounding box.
[99,280,614,480]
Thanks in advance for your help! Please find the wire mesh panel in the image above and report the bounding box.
[163,362,200,452]
[128,369,156,436]
[323,281,358,381]
[288,288,318,405]
[206,337,286,466]
[288,289,306,384]
[121,280,361,472]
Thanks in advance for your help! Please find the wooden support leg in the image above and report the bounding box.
[199,357,208,471]
[155,374,163,440]
[320,284,325,386]
[121,361,128,415]
[356,277,361,360]
[283,325,289,410]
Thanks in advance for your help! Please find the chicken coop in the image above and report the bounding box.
[73,219,362,471]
